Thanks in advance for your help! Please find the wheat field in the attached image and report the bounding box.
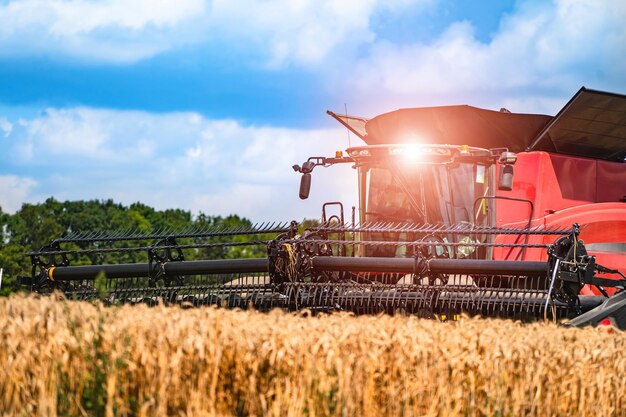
[0,294,624,417]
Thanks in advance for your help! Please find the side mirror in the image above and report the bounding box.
[299,173,311,199]
[498,164,514,191]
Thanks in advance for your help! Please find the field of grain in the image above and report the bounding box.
[1,294,625,417]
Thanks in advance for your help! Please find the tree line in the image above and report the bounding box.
[0,198,271,295]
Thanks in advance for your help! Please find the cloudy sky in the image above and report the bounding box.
[0,0,625,222]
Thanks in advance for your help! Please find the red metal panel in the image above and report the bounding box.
[597,160,626,202]
[546,154,596,205]
[497,152,625,227]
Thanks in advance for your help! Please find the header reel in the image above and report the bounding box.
[20,221,626,328]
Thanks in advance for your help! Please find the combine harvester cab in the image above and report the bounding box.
[22,88,626,329]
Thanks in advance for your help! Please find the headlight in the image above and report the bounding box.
[350,149,370,157]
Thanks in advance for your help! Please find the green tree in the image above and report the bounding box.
[0,199,273,295]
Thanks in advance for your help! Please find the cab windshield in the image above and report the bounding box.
[362,161,492,258]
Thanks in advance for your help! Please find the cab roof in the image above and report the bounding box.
[329,87,626,162]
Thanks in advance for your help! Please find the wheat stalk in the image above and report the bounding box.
[0,294,624,417]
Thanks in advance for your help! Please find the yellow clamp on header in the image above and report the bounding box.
[48,266,56,282]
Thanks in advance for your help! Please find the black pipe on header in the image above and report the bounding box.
[47,256,546,282]
[48,258,270,281]
[311,257,547,275]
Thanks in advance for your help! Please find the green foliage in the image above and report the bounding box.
[0,198,268,295]
[0,244,29,296]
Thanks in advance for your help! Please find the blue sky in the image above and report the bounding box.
[0,0,625,222]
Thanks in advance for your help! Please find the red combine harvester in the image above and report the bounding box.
[22,87,626,329]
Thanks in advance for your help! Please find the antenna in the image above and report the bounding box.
[344,103,352,148]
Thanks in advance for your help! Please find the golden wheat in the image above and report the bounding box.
[0,294,624,417]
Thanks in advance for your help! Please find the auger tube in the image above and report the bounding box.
[48,258,270,281]
[310,257,548,275]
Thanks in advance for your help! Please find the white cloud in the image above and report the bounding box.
[204,0,435,67]
[340,0,626,115]
[23,108,108,156]
[206,0,380,67]
[13,107,209,163]
[0,0,433,65]
[0,0,623,93]
[1,106,360,221]
[0,175,37,213]
[0,0,206,63]
[0,117,12,137]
